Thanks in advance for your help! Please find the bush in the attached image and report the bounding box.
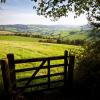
[75,40,100,97]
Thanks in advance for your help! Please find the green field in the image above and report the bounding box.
[0,36,83,59]
[0,35,83,92]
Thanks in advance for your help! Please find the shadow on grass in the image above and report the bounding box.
[1,80,100,100]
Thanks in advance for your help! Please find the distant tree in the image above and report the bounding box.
[69,31,76,35]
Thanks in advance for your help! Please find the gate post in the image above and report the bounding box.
[48,59,50,89]
[7,54,16,91]
[64,50,68,88]
[1,59,11,99]
[67,54,75,91]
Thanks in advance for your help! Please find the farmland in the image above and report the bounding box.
[0,35,84,92]
[0,35,83,59]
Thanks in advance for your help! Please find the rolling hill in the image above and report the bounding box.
[0,24,81,34]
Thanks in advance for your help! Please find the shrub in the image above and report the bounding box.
[75,40,100,97]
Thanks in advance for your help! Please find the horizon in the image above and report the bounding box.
[0,23,83,26]
[0,0,88,26]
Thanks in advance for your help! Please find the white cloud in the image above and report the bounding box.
[0,10,88,25]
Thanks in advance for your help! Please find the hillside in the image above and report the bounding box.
[0,24,81,34]
[0,24,98,45]
[0,31,15,35]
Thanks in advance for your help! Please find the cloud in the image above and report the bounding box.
[0,10,88,25]
[0,0,88,25]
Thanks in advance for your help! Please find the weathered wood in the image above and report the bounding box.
[0,60,10,96]
[64,50,68,87]
[17,80,64,89]
[16,72,64,82]
[67,54,75,89]
[14,56,64,64]
[17,85,63,94]
[48,59,50,89]
[1,51,75,95]
[15,64,64,73]
[7,54,16,90]
[21,60,46,92]
[0,60,13,100]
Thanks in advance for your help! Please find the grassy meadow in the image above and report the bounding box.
[0,35,83,59]
[0,34,84,92]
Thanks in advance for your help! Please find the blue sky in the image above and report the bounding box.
[0,0,88,25]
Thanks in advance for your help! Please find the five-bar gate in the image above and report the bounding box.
[1,50,75,100]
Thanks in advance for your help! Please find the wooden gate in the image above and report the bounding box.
[1,50,75,99]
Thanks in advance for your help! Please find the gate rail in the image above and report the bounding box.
[1,50,75,99]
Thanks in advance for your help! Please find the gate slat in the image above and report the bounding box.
[16,72,64,82]
[15,64,64,73]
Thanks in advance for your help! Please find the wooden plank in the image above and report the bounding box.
[19,60,46,92]
[67,55,75,89]
[16,72,64,82]
[7,54,16,90]
[21,86,63,94]
[64,50,68,88]
[48,59,50,89]
[15,64,64,73]
[17,85,64,94]
[0,60,10,97]
[14,56,64,64]
[16,80,64,89]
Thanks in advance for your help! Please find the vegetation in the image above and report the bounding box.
[32,0,99,21]
[0,0,5,3]
[0,35,83,93]
[0,0,100,99]
[0,24,81,33]
[0,35,82,59]
[75,40,100,97]
[0,26,90,45]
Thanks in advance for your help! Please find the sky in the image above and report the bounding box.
[0,0,88,25]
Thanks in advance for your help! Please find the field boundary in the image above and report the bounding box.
[1,50,75,100]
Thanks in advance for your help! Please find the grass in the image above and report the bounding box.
[67,33,88,40]
[0,36,39,42]
[0,35,83,93]
[0,36,83,59]
[0,31,15,35]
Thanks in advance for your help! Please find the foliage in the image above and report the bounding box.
[75,40,100,96]
[32,0,100,20]
[88,12,100,29]
[0,0,5,3]
[0,29,89,46]
[89,28,100,39]
[87,12,100,40]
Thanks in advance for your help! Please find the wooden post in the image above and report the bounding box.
[7,54,16,90]
[0,60,10,95]
[48,59,50,89]
[64,50,68,88]
[1,60,11,99]
[67,54,75,90]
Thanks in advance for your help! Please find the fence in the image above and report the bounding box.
[0,50,75,99]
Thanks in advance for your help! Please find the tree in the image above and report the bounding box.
[31,0,100,21]
[75,40,100,97]
[1,0,99,21]
[87,11,100,39]
[0,0,5,3]
[88,12,100,29]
